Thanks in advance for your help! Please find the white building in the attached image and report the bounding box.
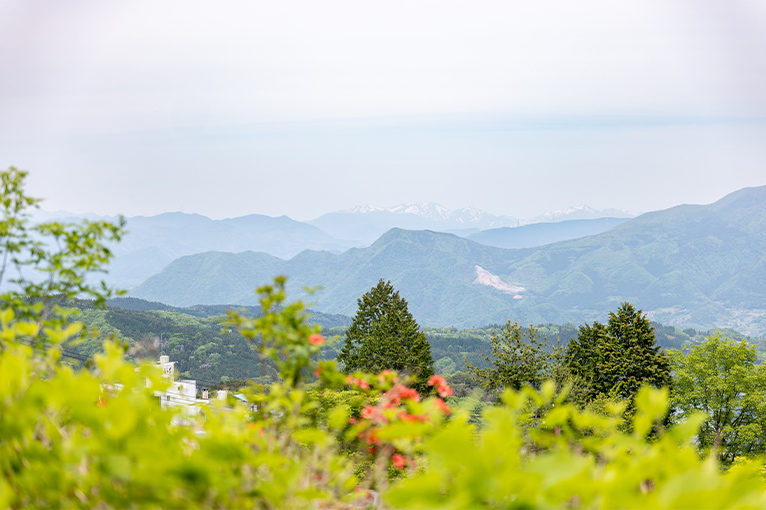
[153,355,255,422]
[156,355,206,421]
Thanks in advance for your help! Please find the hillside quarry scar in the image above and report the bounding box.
[473,265,525,298]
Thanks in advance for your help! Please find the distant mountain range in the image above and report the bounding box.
[309,202,633,244]
[38,203,632,287]
[105,213,357,287]
[526,204,634,223]
[466,217,630,249]
[128,186,766,336]
[308,202,518,244]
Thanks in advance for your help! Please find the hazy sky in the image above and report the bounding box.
[1,0,765,220]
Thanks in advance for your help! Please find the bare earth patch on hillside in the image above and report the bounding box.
[473,265,525,299]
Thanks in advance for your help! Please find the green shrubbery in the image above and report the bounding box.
[4,302,766,508]
[3,166,766,508]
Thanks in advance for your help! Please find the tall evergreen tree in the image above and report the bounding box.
[337,279,434,391]
[566,302,671,402]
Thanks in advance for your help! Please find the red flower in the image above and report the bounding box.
[393,384,420,402]
[346,376,370,390]
[347,376,370,390]
[428,375,445,386]
[361,405,377,420]
[434,397,451,415]
[385,392,402,406]
[308,333,325,346]
[378,369,396,382]
[397,411,427,422]
[392,453,407,469]
[428,374,454,397]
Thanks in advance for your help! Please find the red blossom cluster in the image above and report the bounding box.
[347,373,454,471]
[346,375,370,390]
[360,405,379,421]
[307,333,325,346]
[427,374,454,397]
[397,411,428,423]
[382,384,420,407]
[377,369,396,381]
[433,397,451,415]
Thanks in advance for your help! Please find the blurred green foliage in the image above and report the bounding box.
[3,166,766,508]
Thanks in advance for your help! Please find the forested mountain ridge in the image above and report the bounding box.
[70,297,751,387]
[130,229,519,327]
[130,185,766,335]
[498,185,766,333]
[43,205,630,289]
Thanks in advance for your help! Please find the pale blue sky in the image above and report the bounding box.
[1,0,765,220]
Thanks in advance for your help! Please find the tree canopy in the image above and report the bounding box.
[4,167,766,508]
[566,302,671,403]
[337,279,433,391]
[670,335,766,465]
[465,321,552,391]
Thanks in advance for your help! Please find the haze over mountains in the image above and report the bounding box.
[467,217,630,250]
[309,202,634,244]
[35,189,766,335]
[123,186,766,336]
[37,203,631,287]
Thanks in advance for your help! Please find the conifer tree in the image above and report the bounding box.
[465,321,551,391]
[337,279,434,391]
[566,302,671,402]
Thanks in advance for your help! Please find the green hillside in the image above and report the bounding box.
[68,298,749,388]
[500,186,766,334]
[131,228,520,326]
[130,186,766,334]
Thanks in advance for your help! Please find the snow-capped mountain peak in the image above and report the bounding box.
[339,205,386,214]
[389,202,451,221]
[324,202,633,237]
[310,202,635,245]
[527,204,634,223]
[337,202,520,228]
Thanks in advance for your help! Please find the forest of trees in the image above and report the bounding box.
[3,166,766,508]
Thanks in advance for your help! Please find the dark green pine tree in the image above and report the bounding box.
[337,279,434,392]
[566,302,671,402]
